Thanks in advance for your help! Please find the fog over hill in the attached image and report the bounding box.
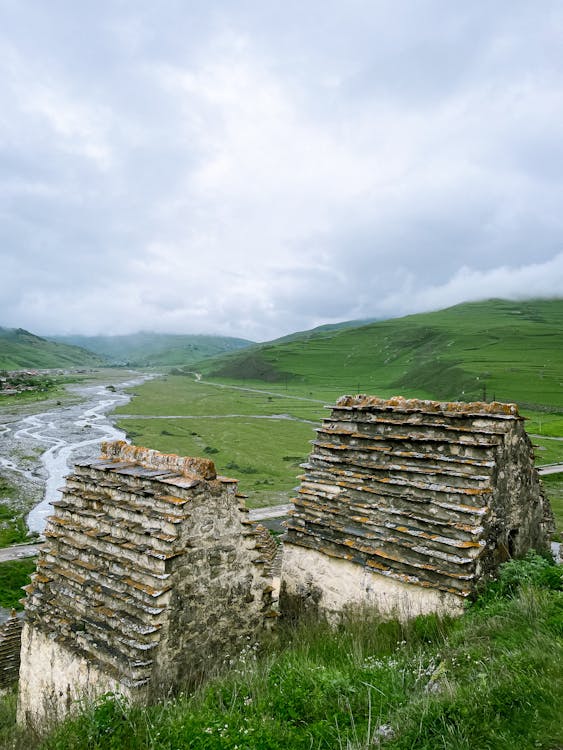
[49,332,254,367]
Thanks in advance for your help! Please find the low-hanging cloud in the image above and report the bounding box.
[1,1,562,340]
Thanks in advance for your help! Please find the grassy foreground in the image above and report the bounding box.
[2,554,561,749]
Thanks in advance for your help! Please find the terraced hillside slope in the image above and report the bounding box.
[0,328,104,370]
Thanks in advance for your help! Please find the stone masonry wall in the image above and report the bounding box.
[18,441,276,728]
[280,396,554,622]
[0,612,23,691]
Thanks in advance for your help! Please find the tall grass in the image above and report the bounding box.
[0,558,36,610]
[1,555,561,749]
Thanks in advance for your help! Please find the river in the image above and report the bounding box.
[0,373,154,536]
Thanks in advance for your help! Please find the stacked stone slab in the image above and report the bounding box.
[281,396,554,621]
[0,612,23,690]
[18,441,276,728]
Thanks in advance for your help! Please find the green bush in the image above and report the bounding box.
[476,551,563,606]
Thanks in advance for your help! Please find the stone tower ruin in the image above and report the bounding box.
[18,441,276,728]
[281,396,554,621]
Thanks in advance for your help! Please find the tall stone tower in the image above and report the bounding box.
[18,441,276,728]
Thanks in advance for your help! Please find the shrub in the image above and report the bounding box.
[475,550,562,606]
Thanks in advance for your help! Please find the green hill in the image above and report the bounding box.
[202,298,563,409]
[270,316,378,344]
[0,328,104,370]
[49,332,254,366]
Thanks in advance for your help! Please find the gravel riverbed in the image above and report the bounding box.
[0,373,155,536]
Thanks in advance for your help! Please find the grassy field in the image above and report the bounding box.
[114,377,322,507]
[2,555,561,749]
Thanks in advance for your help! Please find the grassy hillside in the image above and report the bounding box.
[270,316,378,344]
[50,332,254,366]
[0,328,104,370]
[202,298,563,409]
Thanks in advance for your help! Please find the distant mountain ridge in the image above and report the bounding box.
[49,332,254,366]
[201,298,563,408]
[0,327,104,370]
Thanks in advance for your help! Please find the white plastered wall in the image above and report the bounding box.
[17,624,132,729]
[281,544,465,623]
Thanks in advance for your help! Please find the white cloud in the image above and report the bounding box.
[379,253,563,318]
[0,2,562,340]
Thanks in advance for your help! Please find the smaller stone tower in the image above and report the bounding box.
[281,396,554,622]
[18,441,275,728]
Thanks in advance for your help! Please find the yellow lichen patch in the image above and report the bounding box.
[95,606,115,618]
[122,577,170,597]
[100,440,217,480]
[155,494,189,505]
[336,394,519,418]
[51,567,86,585]
[32,573,51,584]
[74,559,97,571]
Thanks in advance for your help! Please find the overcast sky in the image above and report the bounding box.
[1,1,562,341]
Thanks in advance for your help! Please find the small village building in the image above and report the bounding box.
[280,396,554,622]
[18,441,276,728]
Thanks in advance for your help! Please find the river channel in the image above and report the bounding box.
[0,374,154,536]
